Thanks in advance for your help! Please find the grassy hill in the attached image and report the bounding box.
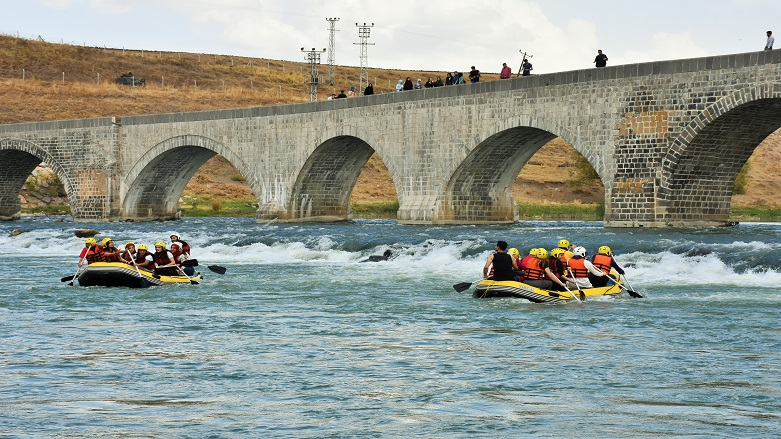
[2,34,780,220]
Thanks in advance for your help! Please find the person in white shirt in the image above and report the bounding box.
[565,246,605,289]
[766,31,774,51]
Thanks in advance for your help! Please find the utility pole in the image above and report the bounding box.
[354,22,374,94]
[326,18,339,86]
[301,47,326,102]
[517,49,533,77]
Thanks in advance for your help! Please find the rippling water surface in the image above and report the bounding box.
[1,217,780,438]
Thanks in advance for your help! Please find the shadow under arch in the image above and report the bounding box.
[0,138,75,220]
[286,135,380,221]
[659,85,781,226]
[439,126,566,223]
[121,135,259,221]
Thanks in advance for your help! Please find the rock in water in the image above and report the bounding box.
[74,229,99,238]
[9,229,29,237]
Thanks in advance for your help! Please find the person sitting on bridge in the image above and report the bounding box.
[403,77,414,91]
[363,83,374,95]
[152,242,179,276]
[134,244,155,271]
[483,240,518,281]
[589,245,625,287]
[336,90,347,99]
[396,80,404,92]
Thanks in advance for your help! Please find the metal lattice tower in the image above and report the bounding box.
[326,18,339,86]
[301,47,326,102]
[354,22,374,93]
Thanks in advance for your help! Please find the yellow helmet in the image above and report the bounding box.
[536,248,548,259]
[101,237,113,246]
[154,241,166,249]
[528,248,539,257]
[558,239,570,249]
[508,247,520,259]
[550,247,564,258]
[138,244,148,251]
[85,237,97,245]
[125,241,135,247]
[598,245,612,256]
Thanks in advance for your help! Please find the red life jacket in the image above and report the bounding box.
[85,246,105,264]
[173,240,191,255]
[591,254,612,275]
[103,247,120,263]
[135,252,155,269]
[568,257,589,278]
[521,257,546,280]
[154,251,173,267]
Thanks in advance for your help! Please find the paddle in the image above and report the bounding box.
[620,274,644,298]
[562,283,582,303]
[181,258,227,275]
[453,279,482,293]
[565,260,586,301]
[127,252,151,288]
[63,245,91,286]
[607,274,643,298]
[170,264,199,285]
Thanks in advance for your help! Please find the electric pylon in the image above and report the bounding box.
[301,47,326,102]
[326,18,339,86]
[354,22,374,94]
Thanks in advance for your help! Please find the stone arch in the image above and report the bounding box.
[0,139,75,220]
[659,84,781,225]
[121,135,259,221]
[437,120,607,223]
[286,135,380,221]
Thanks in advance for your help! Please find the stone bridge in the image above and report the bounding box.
[1,49,780,227]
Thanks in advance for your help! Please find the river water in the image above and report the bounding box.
[1,217,779,438]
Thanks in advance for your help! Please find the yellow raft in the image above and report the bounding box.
[77,262,202,288]
[473,277,624,304]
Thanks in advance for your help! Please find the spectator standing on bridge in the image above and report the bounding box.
[403,77,414,91]
[364,83,374,95]
[521,59,533,76]
[594,49,608,67]
[347,86,356,97]
[469,66,481,83]
[766,31,774,50]
[453,72,466,84]
[424,77,435,88]
[414,78,422,89]
[445,72,453,85]
[336,90,347,99]
[434,76,444,87]
[500,62,512,79]
[396,80,404,92]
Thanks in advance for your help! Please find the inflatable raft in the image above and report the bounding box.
[76,262,202,288]
[473,279,624,304]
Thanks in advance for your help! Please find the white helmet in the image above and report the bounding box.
[573,246,587,257]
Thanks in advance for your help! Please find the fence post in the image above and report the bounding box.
[62,72,65,83]
[22,68,25,81]
[97,72,100,85]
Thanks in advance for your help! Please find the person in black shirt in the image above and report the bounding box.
[469,66,481,83]
[594,49,608,67]
[483,240,519,281]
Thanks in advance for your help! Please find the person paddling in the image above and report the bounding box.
[134,244,155,271]
[483,240,519,281]
[153,242,178,276]
[79,237,105,267]
[118,241,137,264]
[566,246,605,289]
[589,246,625,287]
[101,238,120,263]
